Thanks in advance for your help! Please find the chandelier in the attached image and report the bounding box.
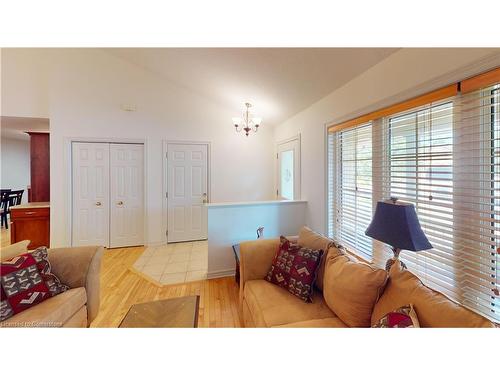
[232,102,262,136]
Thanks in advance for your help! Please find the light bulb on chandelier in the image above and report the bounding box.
[233,102,263,136]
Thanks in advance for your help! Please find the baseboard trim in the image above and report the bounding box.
[145,240,167,247]
[207,269,235,279]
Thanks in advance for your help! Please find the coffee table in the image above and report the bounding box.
[119,296,200,328]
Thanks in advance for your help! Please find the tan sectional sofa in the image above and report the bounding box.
[1,241,104,328]
[239,227,495,328]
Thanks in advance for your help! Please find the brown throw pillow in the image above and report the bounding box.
[323,255,388,327]
[371,260,495,328]
[265,236,324,302]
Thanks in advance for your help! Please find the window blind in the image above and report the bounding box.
[378,102,458,300]
[328,70,500,323]
[452,84,500,321]
[330,123,373,260]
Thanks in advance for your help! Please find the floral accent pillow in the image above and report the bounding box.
[1,247,69,322]
[372,304,420,328]
[265,236,324,302]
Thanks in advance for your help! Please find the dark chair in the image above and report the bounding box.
[0,190,11,229]
[1,190,24,229]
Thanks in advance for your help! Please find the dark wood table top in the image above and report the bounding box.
[119,295,200,328]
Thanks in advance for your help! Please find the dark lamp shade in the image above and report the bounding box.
[365,201,432,251]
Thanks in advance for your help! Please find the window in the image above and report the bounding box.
[329,123,373,260]
[453,85,500,320]
[277,136,301,200]
[385,102,456,298]
[280,150,294,199]
[327,72,500,322]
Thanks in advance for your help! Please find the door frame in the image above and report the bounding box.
[65,137,148,248]
[275,134,301,200]
[162,140,211,244]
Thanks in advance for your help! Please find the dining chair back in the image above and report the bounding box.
[1,189,24,229]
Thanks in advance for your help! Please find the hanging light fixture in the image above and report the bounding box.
[232,102,262,136]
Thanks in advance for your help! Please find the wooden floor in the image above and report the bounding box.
[1,228,11,248]
[1,228,242,327]
[91,246,242,327]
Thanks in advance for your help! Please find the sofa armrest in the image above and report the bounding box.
[48,246,104,325]
[239,238,279,305]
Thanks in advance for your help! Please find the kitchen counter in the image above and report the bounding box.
[10,201,50,210]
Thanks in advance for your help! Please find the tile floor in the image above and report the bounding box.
[131,240,208,285]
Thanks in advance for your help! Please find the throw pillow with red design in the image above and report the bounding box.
[372,304,420,328]
[265,236,324,302]
[1,247,69,322]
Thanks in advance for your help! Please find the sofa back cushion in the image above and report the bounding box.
[298,226,344,290]
[372,260,495,328]
[0,240,31,262]
[323,254,388,327]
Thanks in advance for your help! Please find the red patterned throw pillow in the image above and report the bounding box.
[265,236,324,302]
[372,304,420,328]
[0,247,69,322]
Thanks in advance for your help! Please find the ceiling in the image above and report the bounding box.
[1,116,49,141]
[105,48,399,127]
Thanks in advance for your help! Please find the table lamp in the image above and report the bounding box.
[365,199,432,271]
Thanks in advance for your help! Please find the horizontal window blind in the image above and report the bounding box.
[330,123,373,260]
[382,102,457,300]
[328,70,500,323]
[453,84,500,321]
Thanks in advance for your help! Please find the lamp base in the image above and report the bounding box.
[385,248,407,271]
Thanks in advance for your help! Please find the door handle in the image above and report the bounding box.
[95,202,102,206]
[202,193,208,204]
[117,201,124,206]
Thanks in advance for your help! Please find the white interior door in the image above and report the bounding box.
[167,143,208,243]
[277,137,301,200]
[109,143,144,248]
[72,142,110,247]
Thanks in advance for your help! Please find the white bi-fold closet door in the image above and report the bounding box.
[72,142,144,248]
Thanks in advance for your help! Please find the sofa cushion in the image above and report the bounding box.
[243,279,335,327]
[265,236,324,302]
[273,317,348,328]
[323,254,388,327]
[1,247,69,321]
[0,240,31,262]
[372,260,495,328]
[62,305,88,328]
[0,287,87,327]
[297,226,344,290]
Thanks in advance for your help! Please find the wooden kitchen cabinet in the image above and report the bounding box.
[10,202,50,250]
[27,132,50,202]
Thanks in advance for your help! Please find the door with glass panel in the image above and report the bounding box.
[276,136,300,200]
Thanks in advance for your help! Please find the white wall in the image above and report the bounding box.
[0,137,30,203]
[207,200,307,277]
[1,48,276,247]
[274,48,500,234]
